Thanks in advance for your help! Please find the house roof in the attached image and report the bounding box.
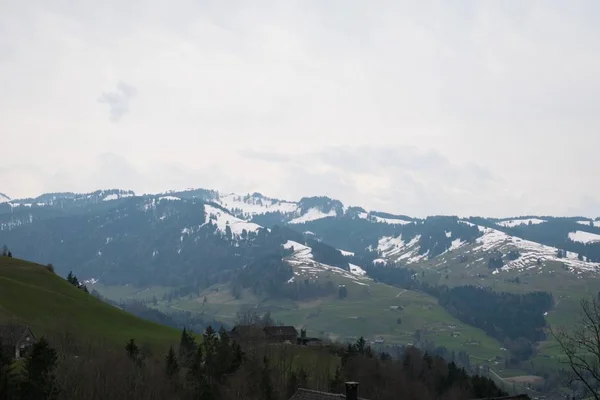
[0,324,31,347]
[264,326,298,336]
[229,325,266,336]
[289,388,368,400]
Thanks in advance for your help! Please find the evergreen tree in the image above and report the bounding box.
[165,346,179,379]
[125,338,140,365]
[179,328,197,367]
[356,336,367,354]
[1,245,7,257]
[203,325,217,376]
[20,337,59,400]
[187,345,203,383]
[7,252,11,258]
[216,326,233,378]
[0,339,17,400]
[329,366,343,393]
[260,356,275,400]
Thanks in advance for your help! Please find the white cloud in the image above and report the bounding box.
[0,1,599,216]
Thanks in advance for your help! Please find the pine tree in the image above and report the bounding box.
[203,326,217,375]
[179,328,197,367]
[329,366,343,393]
[165,346,179,379]
[20,337,59,400]
[216,326,233,379]
[125,338,140,364]
[0,339,17,400]
[260,356,275,400]
[356,336,366,354]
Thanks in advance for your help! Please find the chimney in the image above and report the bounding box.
[345,382,359,400]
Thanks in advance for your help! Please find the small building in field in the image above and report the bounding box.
[0,324,36,360]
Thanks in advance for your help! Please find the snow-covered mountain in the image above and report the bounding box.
[0,193,10,204]
[3,187,600,284]
[376,222,600,275]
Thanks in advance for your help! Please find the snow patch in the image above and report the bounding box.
[569,231,600,244]
[289,207,337,224]
[349,263,367,276]
[497,218,546,228]
[377,235,421,260]
[371,215,412,225]
[217,193,298,217]
[449,238,464,251]
[204,205,262,236]
[576,220,600,227]
[339,249,355,256]
[158,196,181,202]
[474,225,599,273]
[283,240,370,284]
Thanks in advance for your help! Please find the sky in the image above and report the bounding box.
[1,0,599,217]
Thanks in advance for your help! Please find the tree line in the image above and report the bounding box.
[0,324,509,400]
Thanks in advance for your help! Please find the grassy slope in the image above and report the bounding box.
[0,257,181,348]
[117,270,505,362]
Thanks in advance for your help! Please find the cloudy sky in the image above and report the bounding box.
[1,0,599,217]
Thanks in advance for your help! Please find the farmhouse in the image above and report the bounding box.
[0,324,36,360]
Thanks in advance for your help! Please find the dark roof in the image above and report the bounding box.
[0,324,31,347]
[289,388,368,400]
[264,326,298,336]
[229,325,266,335]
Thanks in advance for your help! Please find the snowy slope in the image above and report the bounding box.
[576,220,600,228]
[216,193,298,217]
[371,215,413,225]
[204,205,262,236]
[0,193,10,204]
[283,240,370,284]
[497,218,546,228]
[289,207,337,224]
[377,223,600,274]
[569,231,600,244]
[473,225,598,272]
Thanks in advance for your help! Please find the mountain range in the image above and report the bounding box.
[2,187,600,382]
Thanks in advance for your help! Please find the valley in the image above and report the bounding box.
[2,187,600,394]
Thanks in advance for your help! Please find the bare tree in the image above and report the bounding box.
[551,297,600,399]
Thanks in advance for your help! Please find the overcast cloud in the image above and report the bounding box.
[0,0,599,217]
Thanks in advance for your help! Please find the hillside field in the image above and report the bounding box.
[0,257,182,349]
